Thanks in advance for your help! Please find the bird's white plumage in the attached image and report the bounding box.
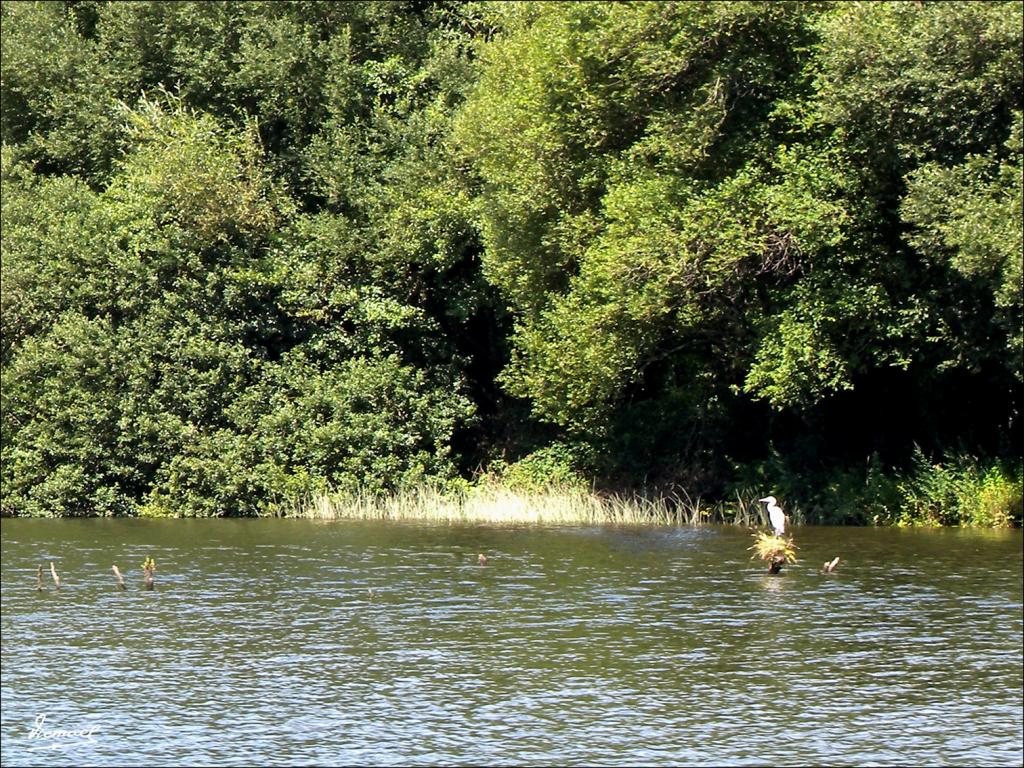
[759,495,785,536]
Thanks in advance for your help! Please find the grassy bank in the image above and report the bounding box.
[285,451,1023,527]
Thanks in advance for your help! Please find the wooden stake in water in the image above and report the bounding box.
[142,557,155,590]
[36,565,43,591]
[112,565,126,590]
[49,561,61,590]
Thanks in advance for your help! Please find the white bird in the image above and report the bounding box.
[759,495,786,536]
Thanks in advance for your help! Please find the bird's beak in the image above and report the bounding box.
[758,497,769,503]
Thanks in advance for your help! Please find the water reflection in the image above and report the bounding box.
[757,573,790,592]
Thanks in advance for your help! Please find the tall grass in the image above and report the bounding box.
[297,485,677,524]
[291,483,776,526]
[287,483,807,526]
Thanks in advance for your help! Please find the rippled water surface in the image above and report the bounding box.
[1,519,1021,766]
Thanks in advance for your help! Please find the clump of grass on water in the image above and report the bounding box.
[748,531,798,571]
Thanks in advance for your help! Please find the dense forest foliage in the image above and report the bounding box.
[2,0,1021,522]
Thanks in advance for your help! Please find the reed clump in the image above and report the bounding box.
[293,484,724,525]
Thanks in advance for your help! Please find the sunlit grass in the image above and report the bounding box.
[289,485,727,525]
[282,482,816,526]
[748,531,798,565]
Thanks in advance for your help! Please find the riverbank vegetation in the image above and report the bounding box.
[296,486,692,526]
[2,1,1021,525]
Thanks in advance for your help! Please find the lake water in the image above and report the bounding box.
[1,519,1021,766]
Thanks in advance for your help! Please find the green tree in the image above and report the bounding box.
[455,0,1021,490]
[901,112,1023,380]
[455,2,831,433]
[2,45,484,515]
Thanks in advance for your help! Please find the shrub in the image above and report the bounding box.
[892,447,1022,527]
[485,443,590,492]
